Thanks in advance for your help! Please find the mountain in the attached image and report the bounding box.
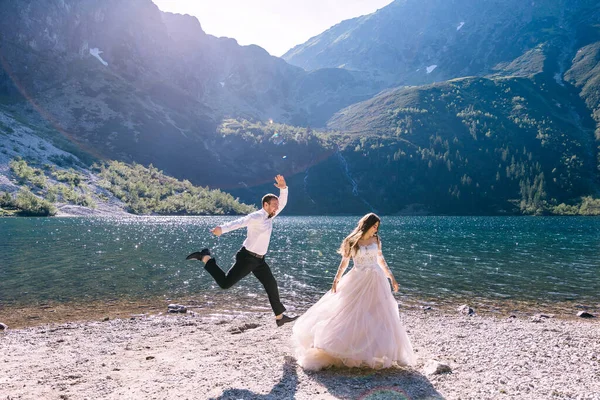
[325,74,598,214]
[0,106,256,216]
[0,0,386,189]
[565,41,600,167]
[279,0,600,214]
[283,0,598,86]
[1,0,600,215]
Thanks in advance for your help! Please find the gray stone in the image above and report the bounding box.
[577,311,595,318]
[532,313,554,321]
[167,304,187,313]
[424,360,452,375]
[457,304,474,315]
[228,323,260,335]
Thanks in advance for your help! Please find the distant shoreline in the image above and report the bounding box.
[3,210,600,217]
[1,293,596,329]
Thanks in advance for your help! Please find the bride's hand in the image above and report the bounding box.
[332,280,338,293]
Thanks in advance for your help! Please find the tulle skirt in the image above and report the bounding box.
[292,266,416,371]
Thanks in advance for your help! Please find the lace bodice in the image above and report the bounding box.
[352,243,380,271]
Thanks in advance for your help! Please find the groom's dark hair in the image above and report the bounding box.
[262,193,278,206]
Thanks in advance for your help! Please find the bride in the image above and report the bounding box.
[292,213,416,370]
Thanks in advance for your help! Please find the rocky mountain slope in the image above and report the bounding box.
[0,0,386,190]
[1,0,599,215]
[283,0,599,86]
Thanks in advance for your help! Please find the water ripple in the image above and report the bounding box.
[0,216,599,308]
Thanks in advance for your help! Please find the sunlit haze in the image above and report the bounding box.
[152,0,394,57]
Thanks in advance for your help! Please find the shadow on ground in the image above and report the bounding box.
[210,356,298,400]
[210,356,443,400]
[309,365,445,399]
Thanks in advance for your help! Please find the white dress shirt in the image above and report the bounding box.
[219,187,288,256]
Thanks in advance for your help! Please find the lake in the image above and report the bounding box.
[1,216,599,321]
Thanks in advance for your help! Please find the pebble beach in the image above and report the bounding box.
[1,304,598,399]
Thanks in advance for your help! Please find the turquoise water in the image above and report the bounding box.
[0,216,599,310]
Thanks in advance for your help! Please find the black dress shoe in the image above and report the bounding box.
[276,314,299,327]
[186,248,211,260]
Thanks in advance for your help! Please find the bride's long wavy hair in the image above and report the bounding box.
[338,213,381,258]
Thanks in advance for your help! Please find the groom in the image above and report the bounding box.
[186,174,298,327]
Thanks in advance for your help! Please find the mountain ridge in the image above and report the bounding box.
[1,0,599,215]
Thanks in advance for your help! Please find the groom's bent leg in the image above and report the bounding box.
[204,250,257,289]
[252,260,286,316]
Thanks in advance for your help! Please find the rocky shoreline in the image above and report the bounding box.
[1,306,598,399]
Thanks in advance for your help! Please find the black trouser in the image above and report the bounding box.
[203,247,286,316]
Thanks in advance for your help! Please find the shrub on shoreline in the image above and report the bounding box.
[13,188,57,216]
[95,161,255,215]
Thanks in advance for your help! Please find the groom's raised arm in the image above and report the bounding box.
[274,174,288,217]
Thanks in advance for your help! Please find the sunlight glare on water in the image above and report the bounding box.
[1,216,599,311]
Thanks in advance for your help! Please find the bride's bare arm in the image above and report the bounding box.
[332,257,350,293]
[377,239,399,292]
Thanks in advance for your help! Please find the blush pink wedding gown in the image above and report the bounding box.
[292,243,416,370]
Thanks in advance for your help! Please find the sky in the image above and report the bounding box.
[151,0,394,57]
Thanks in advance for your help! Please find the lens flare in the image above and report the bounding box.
[0,49,104,160]
[358,387,411,400]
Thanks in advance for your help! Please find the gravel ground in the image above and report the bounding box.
[1,308,598,400]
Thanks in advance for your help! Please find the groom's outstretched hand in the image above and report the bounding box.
[274,174,287,189]
[211,226,223,236]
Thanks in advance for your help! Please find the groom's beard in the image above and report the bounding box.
[268,211,276,218]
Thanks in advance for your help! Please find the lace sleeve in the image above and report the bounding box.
[333,257,350,282]
[376,238,394,279]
